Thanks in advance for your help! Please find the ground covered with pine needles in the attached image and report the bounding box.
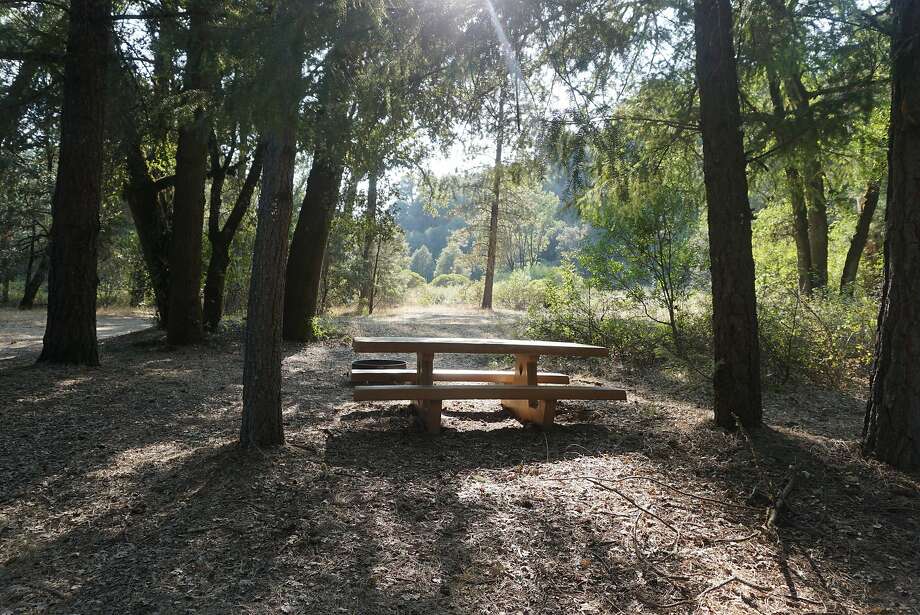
[1,306,917,614]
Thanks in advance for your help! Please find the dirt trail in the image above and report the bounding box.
[0,306,916,614]
[0,308,154,361]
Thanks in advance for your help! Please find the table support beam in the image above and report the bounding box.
[414,351,441,433]
[502,354,556,428]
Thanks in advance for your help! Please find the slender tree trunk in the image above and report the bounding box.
[359,171,378,310]
[787,167,813,295]
[863,0,920,470]
[19,250,48,310]
[167,1,211,345]
[840,180,881,294]
[282,153,345,341]
[282,41,352,342]
[369,238,382,315]
[203,141,265,330]
[693,0,763,430]
[802,152,829,288]
[240,2,304,449]
[38,0,111,365]
[482,84,506,310]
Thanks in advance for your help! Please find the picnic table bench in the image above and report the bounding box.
[351,336,627,433]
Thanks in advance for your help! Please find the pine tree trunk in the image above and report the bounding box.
[863,0,920,470]
[240,2,304,449]
[167,1,211,345]
[282,153,344,341]
[840,180,881,294]
[38,0,111,366]
[482,84,506,311]
[693,0,763,430]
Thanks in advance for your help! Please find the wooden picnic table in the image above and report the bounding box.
[352,336,625,433]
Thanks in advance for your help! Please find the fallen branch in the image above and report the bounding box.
[583,477,680,534]
[767,472,798,528]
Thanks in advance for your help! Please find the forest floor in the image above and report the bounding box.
[0,306,917,614]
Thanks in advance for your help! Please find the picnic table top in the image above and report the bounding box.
[352,336,609,358]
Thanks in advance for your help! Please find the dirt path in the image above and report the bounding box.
[0,308,154,361]
[0,307,916,614]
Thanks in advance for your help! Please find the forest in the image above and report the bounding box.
[0,0,918,613]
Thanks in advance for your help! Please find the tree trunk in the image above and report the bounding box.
[19,250,48,310]
[840,180,881,294]
[368,238,382,315]
[787,167,813,295]
[693,0,763,430]
[240,2,304,449]
[38,0,111,365]
[802,152,829,288]
[863,0,920,470]
[282,153,345,341]
[203,140,265,330]
[167,1,211,345]
[482,84,506,311]
[122,144,172,325]
[359,171,378,310]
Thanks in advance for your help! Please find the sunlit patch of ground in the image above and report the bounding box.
[0,307,917,613]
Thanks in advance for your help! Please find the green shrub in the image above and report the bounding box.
[402,270,427,289]
[431,273,470,287]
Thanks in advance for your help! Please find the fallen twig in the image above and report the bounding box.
[767,471,798,528]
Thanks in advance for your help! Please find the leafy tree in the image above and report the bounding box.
[580,182,702,345]
[410,245,435,282]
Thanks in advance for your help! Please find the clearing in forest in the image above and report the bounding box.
[0,307,917,613]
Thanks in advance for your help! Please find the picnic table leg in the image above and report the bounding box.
[502,353,556,428]
[415,351,441,433]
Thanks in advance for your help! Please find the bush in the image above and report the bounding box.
[493,269,550,311]
[402,270,427,289]
[757,286,877,389]
[431,273,470,287]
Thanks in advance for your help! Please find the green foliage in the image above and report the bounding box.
[409,245,435,282]
[756,288,877,390]
[430,273,469,287]
[402,270,427,289]
[434,241,463,276]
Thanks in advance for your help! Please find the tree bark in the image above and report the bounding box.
[167,1,211,345]
[38,0,111,366]
[840,180,881,294]
[203,139,265,330]
[282,152,345,341]
[863,0,920,470]
[240,1,305,449]
[693,0,763,430]
[482,84,506,311]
